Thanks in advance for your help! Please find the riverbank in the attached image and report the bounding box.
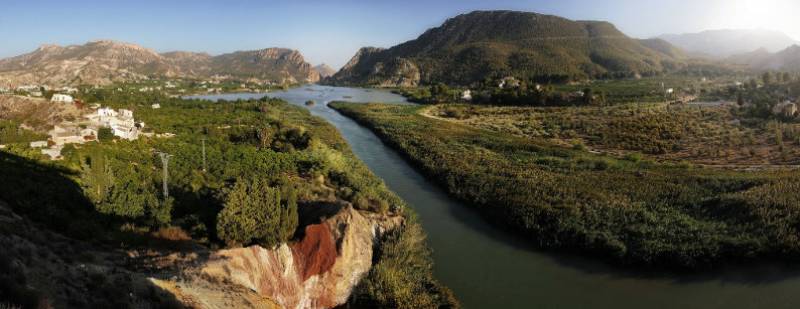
[330,101,800,269]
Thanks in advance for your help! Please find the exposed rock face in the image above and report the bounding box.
[325,47,420,87]
[209,48,320,84]
[200,206,402,309]
[0,40,319,86]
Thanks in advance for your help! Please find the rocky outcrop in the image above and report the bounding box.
[200,205,402,309]
[209,48,321,84]
[325,47,420,87]
[0,40,320,86]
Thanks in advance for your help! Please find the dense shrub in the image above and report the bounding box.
[332,102,800,267]
[216,177,298,247]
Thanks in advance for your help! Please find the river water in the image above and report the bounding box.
[187,85,800,309]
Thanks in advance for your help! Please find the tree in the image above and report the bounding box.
[782,72,791,83]
[583,88,594,105]
[216,178,298,247]
[97,127,114,142]
[763,72,773,85]
[81,149,113,203]
[749,79,758,89]
[256,126,273,149]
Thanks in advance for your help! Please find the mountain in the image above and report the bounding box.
[658,29,799,58]
[727,45,800,71]
[206,48,319,83]
[0,40,320,86]
[312,64,337,78]
[326,10,685,87]
[638,38,687,59]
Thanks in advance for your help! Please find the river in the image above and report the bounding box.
[187,85,800,309]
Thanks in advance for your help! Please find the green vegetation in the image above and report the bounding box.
[426,103,800,165]
[0,89,456,307]
[0,120,47,144]
[349,216,458,308]
[396,75,744,106]
[331,102,800,268]
[216,177,298,247]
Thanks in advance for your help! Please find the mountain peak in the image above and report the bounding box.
[0,40,320,86]
[328,10,682,87]
[313,63,336,78]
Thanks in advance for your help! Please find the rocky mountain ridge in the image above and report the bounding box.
[326,10,685,87]
[0,40,320,86]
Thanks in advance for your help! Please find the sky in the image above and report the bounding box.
[1,0,799,68]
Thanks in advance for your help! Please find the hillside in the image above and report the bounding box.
[659,29,799,58]
[727,45,800,71]
[0,40,320,86]
[312,63,337,78]
[326,10,685,87]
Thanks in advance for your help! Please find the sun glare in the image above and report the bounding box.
[714,0,800,38]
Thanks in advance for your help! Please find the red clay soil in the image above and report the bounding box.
[291,223,338,281]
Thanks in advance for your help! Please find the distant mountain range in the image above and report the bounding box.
[312,64,336,78]
[0,40,320,86]
[658,29,799,58]
[727,45,800,71]
[326,10,687,87]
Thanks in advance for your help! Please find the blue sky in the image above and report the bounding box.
[2,0,798,68]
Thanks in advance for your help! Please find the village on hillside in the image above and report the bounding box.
[0,86,169,160]
[28,96,148,160]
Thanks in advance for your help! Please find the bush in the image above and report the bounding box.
[216,178,298,247]
[97,127,114,142]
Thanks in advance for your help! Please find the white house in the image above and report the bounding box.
[119,109,134,118]
[84,107,143,140]
[151,103,161,109]
[51,94,74,104]
[57,86,79,94]
[16,85,40,92]
[461,90,473,101]
[41,146,63,160]
[30,141,48,148]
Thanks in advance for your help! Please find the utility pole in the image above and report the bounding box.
[157,152,172,199]
[201,137,207,172]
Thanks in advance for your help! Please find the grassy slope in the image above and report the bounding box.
[330,102,800,268]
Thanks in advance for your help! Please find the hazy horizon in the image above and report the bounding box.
[2,0,799,69]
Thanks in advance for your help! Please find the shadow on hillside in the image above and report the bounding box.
[0,151,199,308]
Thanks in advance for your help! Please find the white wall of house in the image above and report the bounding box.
[51,94,74,103]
